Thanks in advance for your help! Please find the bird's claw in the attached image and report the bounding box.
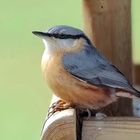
[47,100,71,118]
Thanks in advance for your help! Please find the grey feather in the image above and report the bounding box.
[47,25,84,36]
[62,43,140,97]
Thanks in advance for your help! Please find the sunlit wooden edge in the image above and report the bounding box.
[40,95,77,140]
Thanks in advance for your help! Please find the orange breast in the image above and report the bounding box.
[41,51,116,109]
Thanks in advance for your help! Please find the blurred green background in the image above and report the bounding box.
[0,0,139,140]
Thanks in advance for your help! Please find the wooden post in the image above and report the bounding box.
[134,65,140,85]
[83,0,133,116]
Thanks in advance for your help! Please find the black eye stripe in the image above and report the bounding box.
[46,33,91,44]
[45,33,84,39]
[32,31,91,44]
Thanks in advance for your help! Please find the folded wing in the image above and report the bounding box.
[62,44,140,97]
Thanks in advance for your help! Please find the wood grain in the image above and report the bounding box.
[82,117,140,140]
[134,64,140,85]
[41,96,77,140]
[83,0,133,116]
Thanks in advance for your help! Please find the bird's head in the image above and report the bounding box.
[32,25,91,53]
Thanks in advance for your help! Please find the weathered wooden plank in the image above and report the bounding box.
[83,0,133,116]
[41,96,77,140]
[82,117,140,140]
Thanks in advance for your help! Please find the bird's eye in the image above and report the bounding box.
[60,34,65,39]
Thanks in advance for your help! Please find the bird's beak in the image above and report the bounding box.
[32,31,51,38]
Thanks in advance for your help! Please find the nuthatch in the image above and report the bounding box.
[33,25,140,112]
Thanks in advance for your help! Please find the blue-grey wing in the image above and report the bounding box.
[62,44,139,95]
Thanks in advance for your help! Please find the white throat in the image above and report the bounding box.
[42,39,56,54]
[42,38,76,53]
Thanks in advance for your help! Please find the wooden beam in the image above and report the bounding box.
[83,0,133,116]
[41,92,140,140]
[82,117,140,140]
[41,96,77,140]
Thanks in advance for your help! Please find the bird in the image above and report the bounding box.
[32,25,140,116]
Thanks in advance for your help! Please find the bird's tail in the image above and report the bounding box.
[131,87,140,98]
[116,87,140,99]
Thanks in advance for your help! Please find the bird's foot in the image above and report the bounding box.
[95,112,107,120]
[78,108,96,119]
[84,109,92,120]
[48,100,71,118]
